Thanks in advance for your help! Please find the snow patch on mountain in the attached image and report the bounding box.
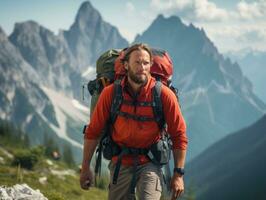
[244,95,264,112]
[72,99,89,112]
[6,88,15,102]
[207,80,231,94]
[41,86,88,148]
[82,66,96,78]
[179,69,196,91]
[191,87,206,105]
[0,112,7,119]
[26,114,33,124]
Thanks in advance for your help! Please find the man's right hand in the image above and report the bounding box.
[80,167,94,190]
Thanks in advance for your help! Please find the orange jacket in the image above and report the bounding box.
[84,76,187,165]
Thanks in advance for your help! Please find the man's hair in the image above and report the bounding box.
[122,43,153,64]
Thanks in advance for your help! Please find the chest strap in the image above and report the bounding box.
[116,111,156,121]
[122,100,154,107]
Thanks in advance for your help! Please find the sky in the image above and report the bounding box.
[0,0,265,53]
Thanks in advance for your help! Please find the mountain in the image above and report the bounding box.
[0,27,88,162]
[135,15,266,160]
[9,20,81,98]
[226,49,266,103]
[63,1,128,71]
[186,115,266,200]
[0,26,57,145]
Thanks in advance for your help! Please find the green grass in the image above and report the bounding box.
[0,121,108,200]
[0,163,108,200]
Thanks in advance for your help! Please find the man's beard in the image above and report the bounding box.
[128,68,148,85]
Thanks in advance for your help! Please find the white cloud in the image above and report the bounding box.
[150,0,229,22]
[238,29,266,43]
[194,0,228,21]
[202,22,266,52]
[150,0,192,11]
[237,0,266,20]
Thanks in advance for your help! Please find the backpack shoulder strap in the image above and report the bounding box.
[152,81,165,130]
[95,79,123,177]
[110,79,123,124]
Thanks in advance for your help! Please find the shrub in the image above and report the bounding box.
[30,145,45,158]
[12,146,45,170]
[13,150,38,170]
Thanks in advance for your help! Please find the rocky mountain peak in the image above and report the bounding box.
[63,1,128,71]
[12,20,41,35]
[154,14,183,26]
[71,1,102,34]
[73,1,101,32]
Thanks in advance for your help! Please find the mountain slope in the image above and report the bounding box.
[9,20,81,98]
[226,49,266,103]
[134,15,266,160]
[0,27,88,162]
[41,86,89,162]
[186,115,266,200]
[0,26,54,133]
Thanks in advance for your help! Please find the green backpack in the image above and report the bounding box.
[87,49,120,116]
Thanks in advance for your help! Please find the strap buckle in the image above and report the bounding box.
[99,77,110,87]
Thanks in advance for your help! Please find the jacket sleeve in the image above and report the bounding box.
[161,86,188,150]
[84,84,114,140]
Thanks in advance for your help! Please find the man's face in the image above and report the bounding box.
[125,49,151,85]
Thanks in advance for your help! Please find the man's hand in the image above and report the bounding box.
[80,167,94,190]
[170,173,184,199]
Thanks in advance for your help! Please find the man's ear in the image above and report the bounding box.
[124,62,128,70]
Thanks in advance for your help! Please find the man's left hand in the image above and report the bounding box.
[170,173,184,199]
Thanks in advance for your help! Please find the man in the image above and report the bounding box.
[80,43,188,200]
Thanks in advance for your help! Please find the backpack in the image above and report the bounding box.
[85,47,178,192]
[87,49,120,116]
[87,48,179,114]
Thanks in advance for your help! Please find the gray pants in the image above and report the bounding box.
[108,161,163,200]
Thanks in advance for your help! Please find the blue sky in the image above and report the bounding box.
[0,0,265,53]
